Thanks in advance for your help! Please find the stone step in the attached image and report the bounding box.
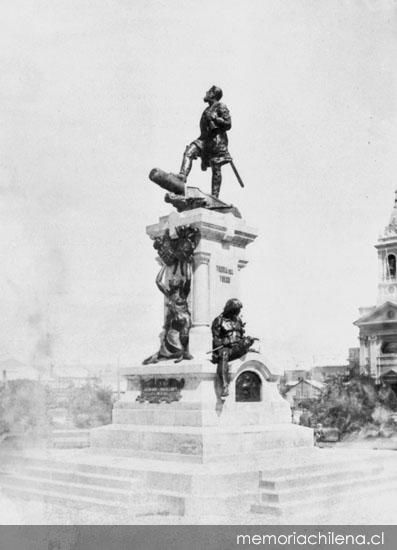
[84,446,320,464]
[112,407,289,427]
[252,474,397,519]
[164,466,397,519]
[17,466,139,490]
[260,470,397,504]
[1,485,125,514]
[145,470,260,496]
[259,452,395,479]
[49,438,90,449]
[93,422,307,434]
[51,429,90,438]
[182,491,261,518]
[114,401,204,410]
[3,448,395,524]
[0,450,272,482]
[90,423,313,459]
[113,408,212,427]
[0,486,167,523]
[0,473,138,502]
[260,461,384,490]
[0,453,138,479]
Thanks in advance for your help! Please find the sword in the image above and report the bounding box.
[206,344,229,355]
[230,160,245,188]
[206,337,258,354]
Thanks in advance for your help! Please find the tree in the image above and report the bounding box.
[0,380,51,437]
[303,375,397,436]
[68,384,114,428]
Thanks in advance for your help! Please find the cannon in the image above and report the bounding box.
[149,168,185,196]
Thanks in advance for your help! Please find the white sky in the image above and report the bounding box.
[0,0,397,372]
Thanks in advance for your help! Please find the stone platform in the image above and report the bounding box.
[1,354,397,523]
[90,354,313,463]
[2,446,397,524]
[83,353,317,518]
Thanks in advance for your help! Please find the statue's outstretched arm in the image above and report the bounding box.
[156,264,168,296]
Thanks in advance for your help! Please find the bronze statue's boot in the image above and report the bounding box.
[183,348,193,360]
[211,166,222,198]
[178,152,193,183]
[142,353,159,365]
[219,356,230,399]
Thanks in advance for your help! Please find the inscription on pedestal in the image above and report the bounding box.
[136,377,185,404]
[217,265,233,284]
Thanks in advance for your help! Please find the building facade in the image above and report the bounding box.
[310,364,350,382]
[283,369,310,384]
[284,379,324,407]
[354,191,397,394]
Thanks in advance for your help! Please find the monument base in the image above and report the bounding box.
[2,356,395,523]
[90,354,313,463]
[88,354,315,518]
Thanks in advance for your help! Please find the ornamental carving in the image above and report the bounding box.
[153,226,200,273]
[143,225,200,365]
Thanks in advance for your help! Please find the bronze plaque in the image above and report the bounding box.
[235,371,261,402]
[136,377,185,404]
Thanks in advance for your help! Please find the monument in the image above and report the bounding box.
[2,89,396,525]
[90,87,314,519]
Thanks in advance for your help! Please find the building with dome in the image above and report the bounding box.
[354,191,397,395]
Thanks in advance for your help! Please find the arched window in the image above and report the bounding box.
[387,254,396,278]
[381,341,397,354]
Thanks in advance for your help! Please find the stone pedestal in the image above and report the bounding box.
[91,354,313,464]
[90,353,313,518]
[89,207,314,519]
[146,208,257,356]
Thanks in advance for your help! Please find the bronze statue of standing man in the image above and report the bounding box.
[178,86,232,198]
[150,86,245,200]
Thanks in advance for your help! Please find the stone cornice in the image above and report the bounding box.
[146,208,258,250]
[359,327,397,337]
[375,237,397,249]
[237,260,249,271]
